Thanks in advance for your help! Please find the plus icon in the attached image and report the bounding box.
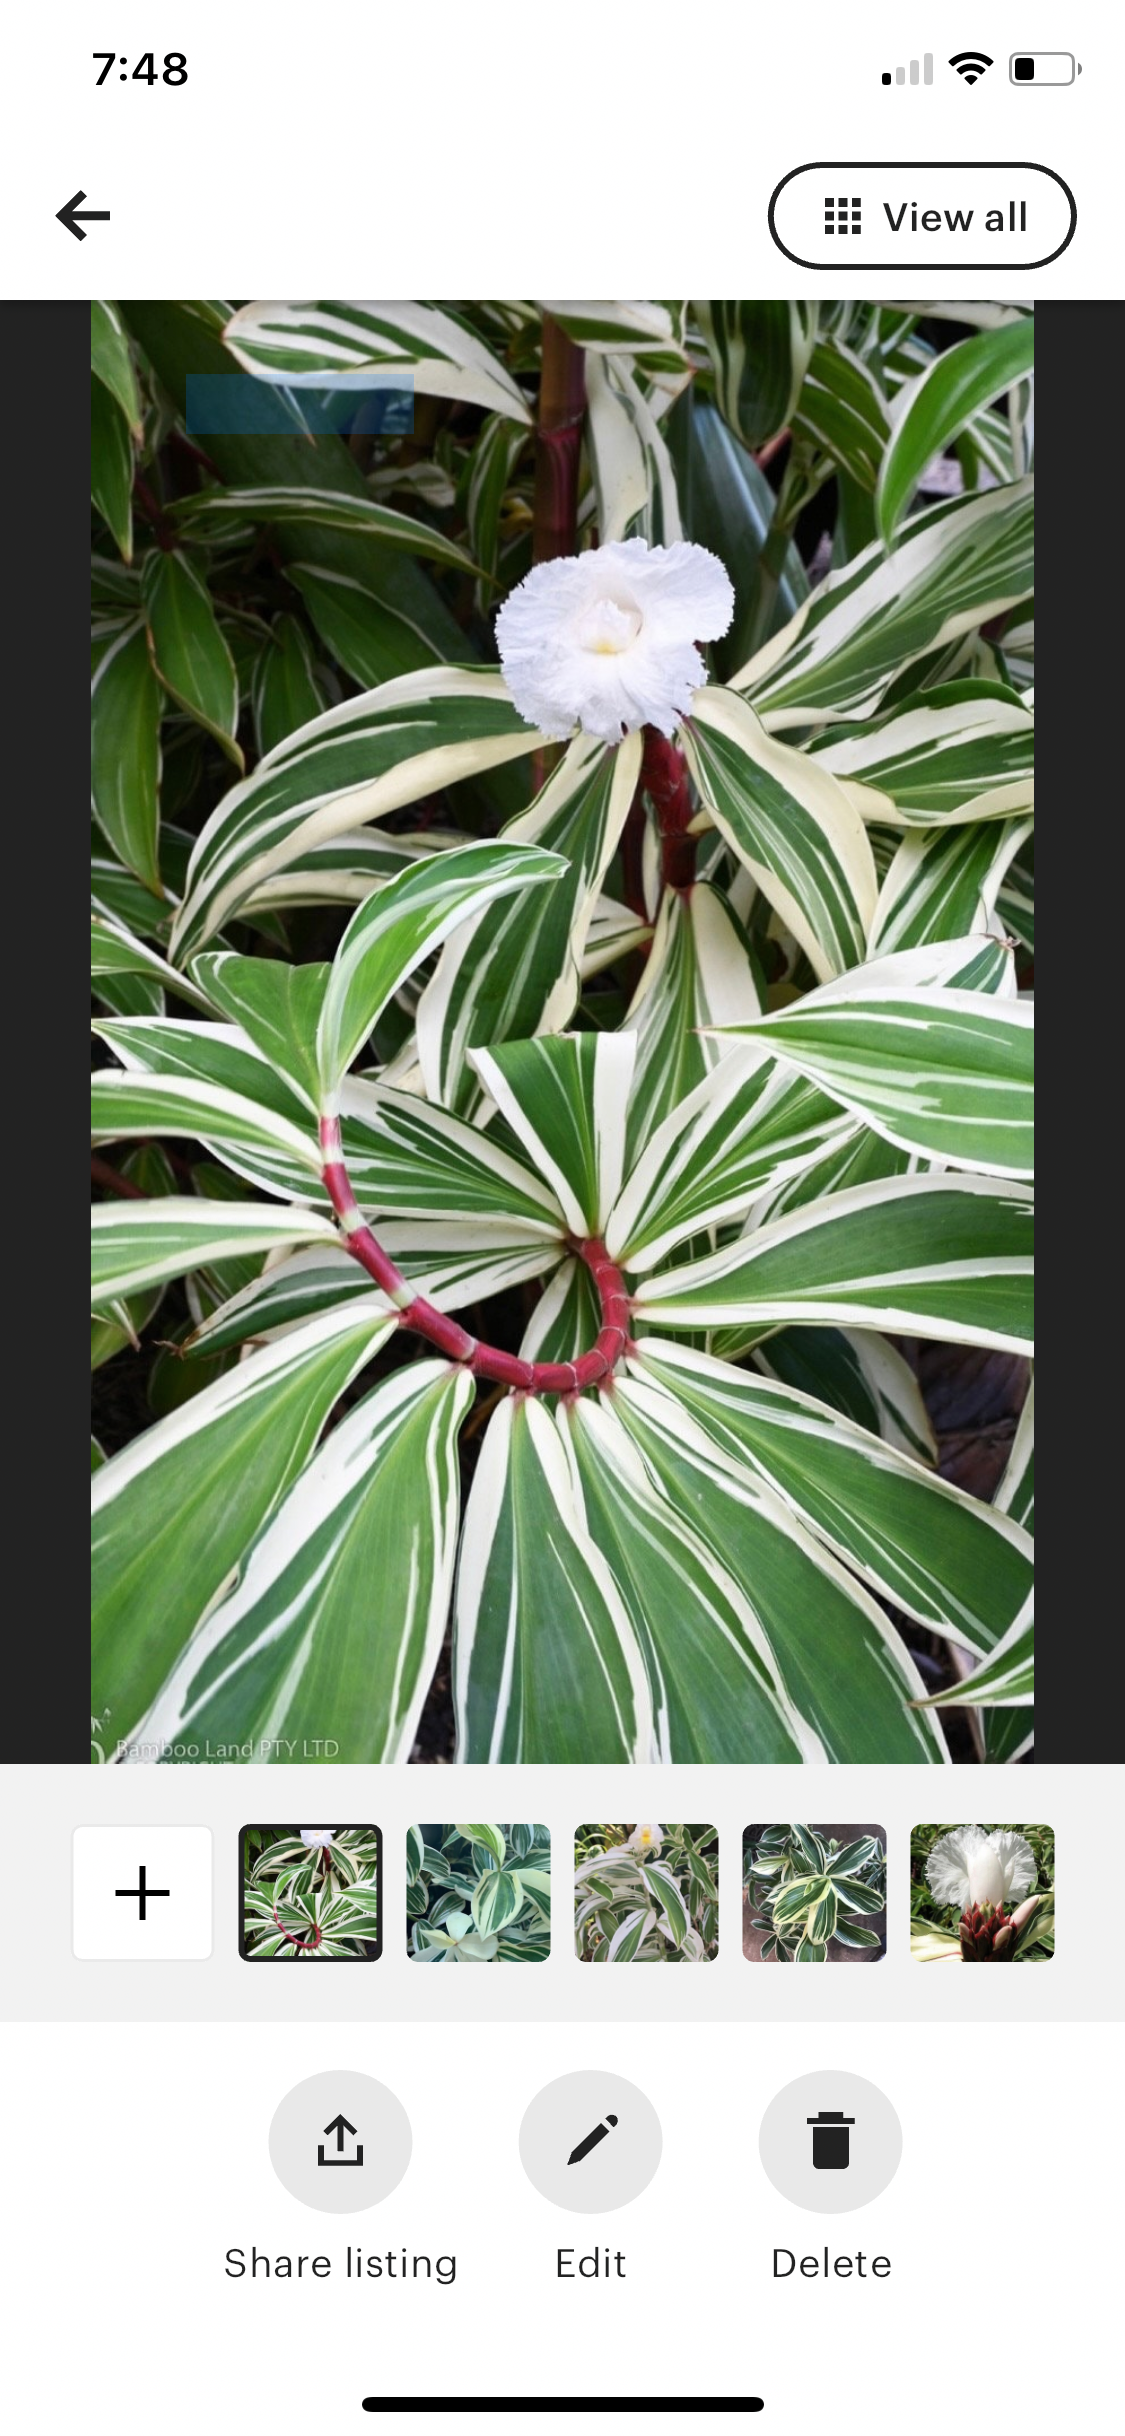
[115,1864,170,1921]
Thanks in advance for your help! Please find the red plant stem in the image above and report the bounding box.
[273,1904,323,1953]
[641,726,698,893]
[91,1155,146,1200]
[532,317,587,566]
[319,1116,631,1396]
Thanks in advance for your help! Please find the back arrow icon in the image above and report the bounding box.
[57,190,111,241]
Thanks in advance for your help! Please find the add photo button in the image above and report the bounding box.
[769,161,1076,268]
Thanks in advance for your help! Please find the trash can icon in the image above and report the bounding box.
[807,2109,855,2170]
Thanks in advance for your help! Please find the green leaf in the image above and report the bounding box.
[606,1908,657,1961]
[607,1373,947,1762]
[91,627,162,888]
[565,1398,815,1763]
[92,1305,392,1749]
[623,882,763,1168]
[919,1601,1034,1710]
[170,667,546,959]
[639,1862,690,1950]
[453,1396,652,1762]
[144,551,242,766]
[738,478,1034,726]
[416,732,641,1117]
[832,1920,883,1949]
[718,980,1034,1177]
[91,1197,336,1306]
[695,301,818,449]
[92,301,141,433]
[871,815,1031,953]
[666,397,808,673]
[318,839,566,1100]
[792,340,890,492]
[134,1363,472,1764]
[456,1825,507,1866]
[877,319,1035,542]
[92,913,211,1013]
[91,378,133,560]
[472,1868,524,1937]
[91,1067,321,1185]
[190,954,330,1113]
[224,299,533,423]
[811,680,1034,829]
[636,1172,1033,1354]
[171,484,480,576]
[471,1031,636,1238]
[252,614,325,756]
[684,687,877,981]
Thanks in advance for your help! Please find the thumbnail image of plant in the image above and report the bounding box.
[743,1823,886,1961]
[91,299,1034,1768]
[574,1822,718,1960]
[241,1825,381,1958]
[407,1824,550,1961]
[910,1822,1054,1960]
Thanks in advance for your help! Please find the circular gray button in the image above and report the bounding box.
[268,2070,411,2213]
[759,2070,901,2213]
[519,2070,661,2213]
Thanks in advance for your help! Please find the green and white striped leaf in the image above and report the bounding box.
[91,378,133,560]
[630,1341,1032,1657]
[832,1919,883,1949]
[92,914,211,1014]
[471,1869,525,1938]
[811,682,1034,828]
[91,624,162,890]
[170,483,478,575]
[91,1068,321,1187]
[517,1256,601,1368]
[636,1172,1033,1353]
[715,983,1033,1177]
[224,300,532,423]
[416,733,641,1116]
[239,825,463,914]
[622,882,763,1166]
[695,302,818,449]
[453,1396,652,1763]
[753,1325,936,1464]
[877,319,1035,542]
[170,668,546,958]
[584,354,682,546]
[737,478,1034,727]
[870,815,1032,953]
[997,1381,1034,1535]
[564,1397,818,1764]
[606,1907,657,1961]
[317,839,565,1100]
[341,1076,562,1232]
[288,561,449,689]
[684,687,877,980]
[132,1364,472,1765]
[92,1303,392,1748]
[919,1600,1034,1710]
[605,1376,947,1763]
[91,1197,336,1307]
[188,954,329,1113]
[470,1031,637,1238]
[607,1049,854,1273]
[143,550,242,766]
[792,340,890,491]
[639,1862,690,1949]
[541,300,687,370]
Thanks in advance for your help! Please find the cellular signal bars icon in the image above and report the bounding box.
[882,54,933,85]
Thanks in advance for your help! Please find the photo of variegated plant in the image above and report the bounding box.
[743,1823,886,1962]
[407,1824,550,1961]
[910,1821,1054,1961]
[574,1823,719,1961]
[91,299,1033,1766]
[240,1825,381,1959]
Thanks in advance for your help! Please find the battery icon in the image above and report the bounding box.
[1009,53,1080,84]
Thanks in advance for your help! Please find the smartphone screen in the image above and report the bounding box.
[0,7,1116,2426]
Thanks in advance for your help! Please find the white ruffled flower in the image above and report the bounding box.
[299,1828,335,1848]
[495,539,734,745]
[628,1823,664,1856]
[925,1826,1036,1912]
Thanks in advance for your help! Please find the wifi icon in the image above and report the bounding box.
[950,50,993,84]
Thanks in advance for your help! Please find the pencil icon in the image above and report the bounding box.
[568,2112,618,2165]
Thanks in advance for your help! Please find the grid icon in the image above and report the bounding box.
[824,195,862,236]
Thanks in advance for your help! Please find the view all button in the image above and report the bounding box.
[769,161,1075,268]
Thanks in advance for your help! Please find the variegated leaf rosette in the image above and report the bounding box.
[407,1824,550,1962]
[92,298,1035,1768]
[574,1824,719,1961]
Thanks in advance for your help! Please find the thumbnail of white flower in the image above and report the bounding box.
[925,1826,1037,1912]
[299,1828,335,1848]
[628,1823,665,1856]
[495,539,734,745]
